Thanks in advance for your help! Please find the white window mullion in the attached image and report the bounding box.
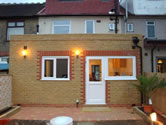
[54,58,57,79]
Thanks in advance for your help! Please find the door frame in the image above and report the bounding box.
[85,56,106,105]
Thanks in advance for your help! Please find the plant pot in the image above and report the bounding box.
[144,105,153,113]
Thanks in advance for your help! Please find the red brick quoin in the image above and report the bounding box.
[80,50,140,106]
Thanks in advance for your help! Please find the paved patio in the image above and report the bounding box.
[9,107,144,122]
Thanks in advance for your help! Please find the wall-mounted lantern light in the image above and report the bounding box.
[22,46,27,58]
[75,50,80,58]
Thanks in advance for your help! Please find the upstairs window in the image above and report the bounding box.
[7,21,24,40]
[42,56,70,80]
[85,20,95,34]
[146,21,155,38]
[127,24,134,32]
[53,20,71,34]
[109,24,115,31]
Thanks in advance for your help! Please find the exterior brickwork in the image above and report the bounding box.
[10,34,143,106]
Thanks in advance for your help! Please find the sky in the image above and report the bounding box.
[0,0,45,3]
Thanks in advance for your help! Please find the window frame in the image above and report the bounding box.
[85,20,95,34]
[146,21,155,38]
[105,56,136,80]
[7,21,24,41]
[127,23,134,32]
[41,56,70,81]
[52,20,71,34]
[109,24,115,31]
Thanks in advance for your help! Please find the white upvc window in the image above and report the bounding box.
[53,20,71,34]
[42,56,70,80]
[105,56,136,80]
[85,20,95,34]
[7,21,24,40]
[109,24,115,31]
[146,21,155,38]
[127,24,134,32]
[0,57,8,64]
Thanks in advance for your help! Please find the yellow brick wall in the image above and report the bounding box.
[10,34,143,106]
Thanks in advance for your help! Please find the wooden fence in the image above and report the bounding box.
[145,72,166,115]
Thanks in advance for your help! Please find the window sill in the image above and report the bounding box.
[105,77,137,81]
[41,78,70,81]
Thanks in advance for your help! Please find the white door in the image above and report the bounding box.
[86,57,105,104]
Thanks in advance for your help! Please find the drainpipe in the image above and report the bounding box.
[132,37,143,75]
[132,37,143,104]
[114,0,119,34]
[151,46,156,72]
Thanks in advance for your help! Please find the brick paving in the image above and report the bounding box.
[9,107,143,122]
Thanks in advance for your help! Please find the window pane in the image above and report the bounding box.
[86,21,94,34]
[7,27,24,40]
[44,60,53,77]
[147,25,155,37]
[8,22,15,27]
[89,59,102,81]
[147,22,154,25]
[17,22,24,26]
[108,58,133,76]
[54,26,69,34]
[54,20,70,25]
[56,59,68,78]
[128,24,133,31]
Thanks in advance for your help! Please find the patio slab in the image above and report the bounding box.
[9,107,144,122]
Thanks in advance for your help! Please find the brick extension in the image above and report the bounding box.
[10,34,142,106]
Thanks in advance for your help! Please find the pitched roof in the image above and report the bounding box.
[40,0,120,16]
[0,3,45,18]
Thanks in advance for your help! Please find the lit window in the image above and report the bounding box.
[146,21,155,38]
[127,24,134,32]
[106,56,136,80]
[157,58,166,73]
[7,21,24,40]
[42,56,70,80]
[85,20,95,34]
[53,20,71,34]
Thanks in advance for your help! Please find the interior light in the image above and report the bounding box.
[158,59,163,64]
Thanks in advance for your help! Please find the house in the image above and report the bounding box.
[8,0,143,107]
[120,0,166,73]
[0,3,44,70]
[38,0,123,34]
[9,34,142,106]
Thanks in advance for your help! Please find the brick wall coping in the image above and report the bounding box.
[0,74,12,76]
[11,34,143,42]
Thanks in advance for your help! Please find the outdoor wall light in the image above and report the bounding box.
[75,50,80,58]
[22,46,27,58]
[150,112,157,124]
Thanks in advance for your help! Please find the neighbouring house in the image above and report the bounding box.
[120,0,166,73]
[0,3,44,72]
[9,34,143,106]
[38,0,123,34]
